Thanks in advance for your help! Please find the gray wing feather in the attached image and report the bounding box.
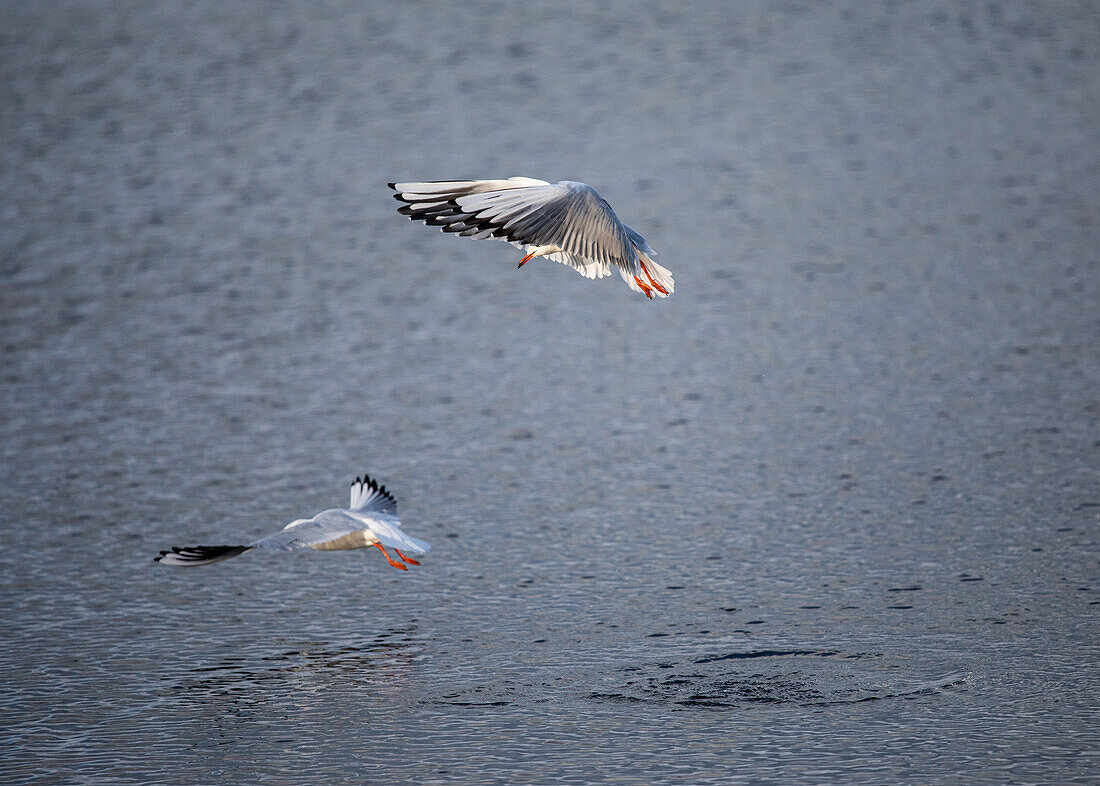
[391,179,644,278]
[251,510,364,552]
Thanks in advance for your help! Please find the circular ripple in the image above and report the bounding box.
[588,650,966,708]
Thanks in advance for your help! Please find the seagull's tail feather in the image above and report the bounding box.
[623,251,674,298]
[367,518,431,556]
[641,255,675,296]
[390,531,431,555]
[154,545,251,567]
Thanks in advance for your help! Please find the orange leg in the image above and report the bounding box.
[394,549,420,566]
[634,275,654,299]
[373,542,407,570]
[641,261,668,295]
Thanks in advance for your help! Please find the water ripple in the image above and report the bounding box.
[589,650,967,709]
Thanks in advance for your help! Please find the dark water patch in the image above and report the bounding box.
[438,699,511,707]
[694,649,843,664]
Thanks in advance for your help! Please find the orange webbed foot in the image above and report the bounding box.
[373,542,407,570]
[634,276,654,298]
[394,549,420,566]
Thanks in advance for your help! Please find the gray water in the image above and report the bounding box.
[2,2,1098,783]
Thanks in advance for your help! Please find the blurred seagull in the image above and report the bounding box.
[389,178,674,299]
[155,474,429,570]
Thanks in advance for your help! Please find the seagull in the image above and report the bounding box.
[389,178,674,299]
[154,474,429,570]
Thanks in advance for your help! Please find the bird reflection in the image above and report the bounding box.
[163,626,422,709]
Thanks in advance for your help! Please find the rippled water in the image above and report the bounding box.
[2,2,1098,783]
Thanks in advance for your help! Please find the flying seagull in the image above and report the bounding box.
[389,178,674,299]
[154,474,429,570]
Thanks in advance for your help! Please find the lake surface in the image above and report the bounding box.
[2,2,1098,783]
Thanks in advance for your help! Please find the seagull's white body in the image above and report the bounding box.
[389,178,674,299]
[155,475,429,570]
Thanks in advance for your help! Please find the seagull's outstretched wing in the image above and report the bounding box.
[154,545,250,566]
[349,474,397,513]
[390,179,643,280]
[154,510,363,566]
